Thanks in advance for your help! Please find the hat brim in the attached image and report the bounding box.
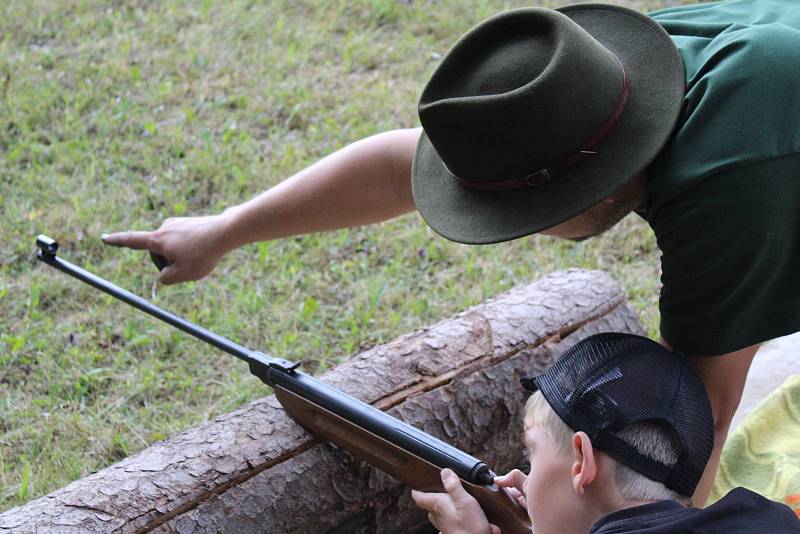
[411,5,684,244]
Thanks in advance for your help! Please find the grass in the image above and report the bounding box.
[1,0,690,512]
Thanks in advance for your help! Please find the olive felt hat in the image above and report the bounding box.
[411,4,684,244]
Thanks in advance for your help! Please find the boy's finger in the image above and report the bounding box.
[489,525,501,534]
[494,468,524,481]
[411,489,441,511]
[441,469,469,502]
[101,231,156,250]
[494,469,527,491]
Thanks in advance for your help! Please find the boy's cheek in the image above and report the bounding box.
[523,471,540,518]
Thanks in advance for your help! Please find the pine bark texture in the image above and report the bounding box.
[0,269,643,533]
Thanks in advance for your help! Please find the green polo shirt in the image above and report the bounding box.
[645,0,800,355]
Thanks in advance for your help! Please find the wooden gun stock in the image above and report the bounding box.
[276,385,532,534]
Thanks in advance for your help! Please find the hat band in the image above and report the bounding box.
[450,56,630,192]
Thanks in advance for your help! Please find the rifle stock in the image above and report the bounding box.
[35,235,531,534]
[274,385,531,534]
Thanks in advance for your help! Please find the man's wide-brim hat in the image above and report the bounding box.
[411,4,684,244]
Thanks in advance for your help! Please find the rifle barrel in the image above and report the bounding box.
[34,235,496,486]
[35,234,257,365]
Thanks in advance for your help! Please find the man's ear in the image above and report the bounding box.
[571,431,598,495]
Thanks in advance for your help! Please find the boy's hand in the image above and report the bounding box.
[411,468,500,534]
[493,469,528,509]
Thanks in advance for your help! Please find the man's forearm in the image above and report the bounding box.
[220,128,421,250]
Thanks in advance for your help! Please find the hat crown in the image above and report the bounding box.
[418,8,627,185]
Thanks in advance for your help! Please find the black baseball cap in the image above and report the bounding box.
[521,333,713,497]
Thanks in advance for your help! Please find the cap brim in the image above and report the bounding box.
[411,5,684,244]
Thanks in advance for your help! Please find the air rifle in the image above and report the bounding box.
[35,235,531,534]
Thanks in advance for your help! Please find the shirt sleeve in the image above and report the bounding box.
[653,153,800,356]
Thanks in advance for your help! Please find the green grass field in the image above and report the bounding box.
[1,0,689,512]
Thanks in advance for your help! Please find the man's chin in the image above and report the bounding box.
[564,233,595,243]
[562,218,625,241]
[538,231,594,242]
[540,218,619,242]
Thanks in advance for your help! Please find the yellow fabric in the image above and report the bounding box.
[709,374,800,520]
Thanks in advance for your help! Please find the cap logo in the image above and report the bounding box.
[585,366,623,392]
[565,366,622,403]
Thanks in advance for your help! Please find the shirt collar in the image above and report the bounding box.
[590,500,685,533]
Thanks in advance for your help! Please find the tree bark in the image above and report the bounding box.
[0,269,643,533]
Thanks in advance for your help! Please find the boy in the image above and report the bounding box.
[412,333,800,533]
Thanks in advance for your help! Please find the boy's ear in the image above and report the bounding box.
[571,431,598,495]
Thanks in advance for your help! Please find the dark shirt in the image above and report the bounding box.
[590,487,800,533]
[645,0,800,355]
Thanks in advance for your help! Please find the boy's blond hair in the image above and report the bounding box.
[524,391,690,506]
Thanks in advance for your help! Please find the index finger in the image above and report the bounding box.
[411,489,446,512]
[101,231,157,250]
[494,469,527,492]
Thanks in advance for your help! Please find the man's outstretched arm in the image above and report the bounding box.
[102,128,422,284]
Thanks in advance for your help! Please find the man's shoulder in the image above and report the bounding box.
[650,0,800,37]
[645,4,800,214]
[651,0,800,97]
[707,22,800,83]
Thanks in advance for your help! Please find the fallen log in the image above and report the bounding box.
[0,269,643,533]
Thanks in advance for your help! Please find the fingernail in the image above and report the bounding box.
[441,468,454,481]
[101,233,109,241]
